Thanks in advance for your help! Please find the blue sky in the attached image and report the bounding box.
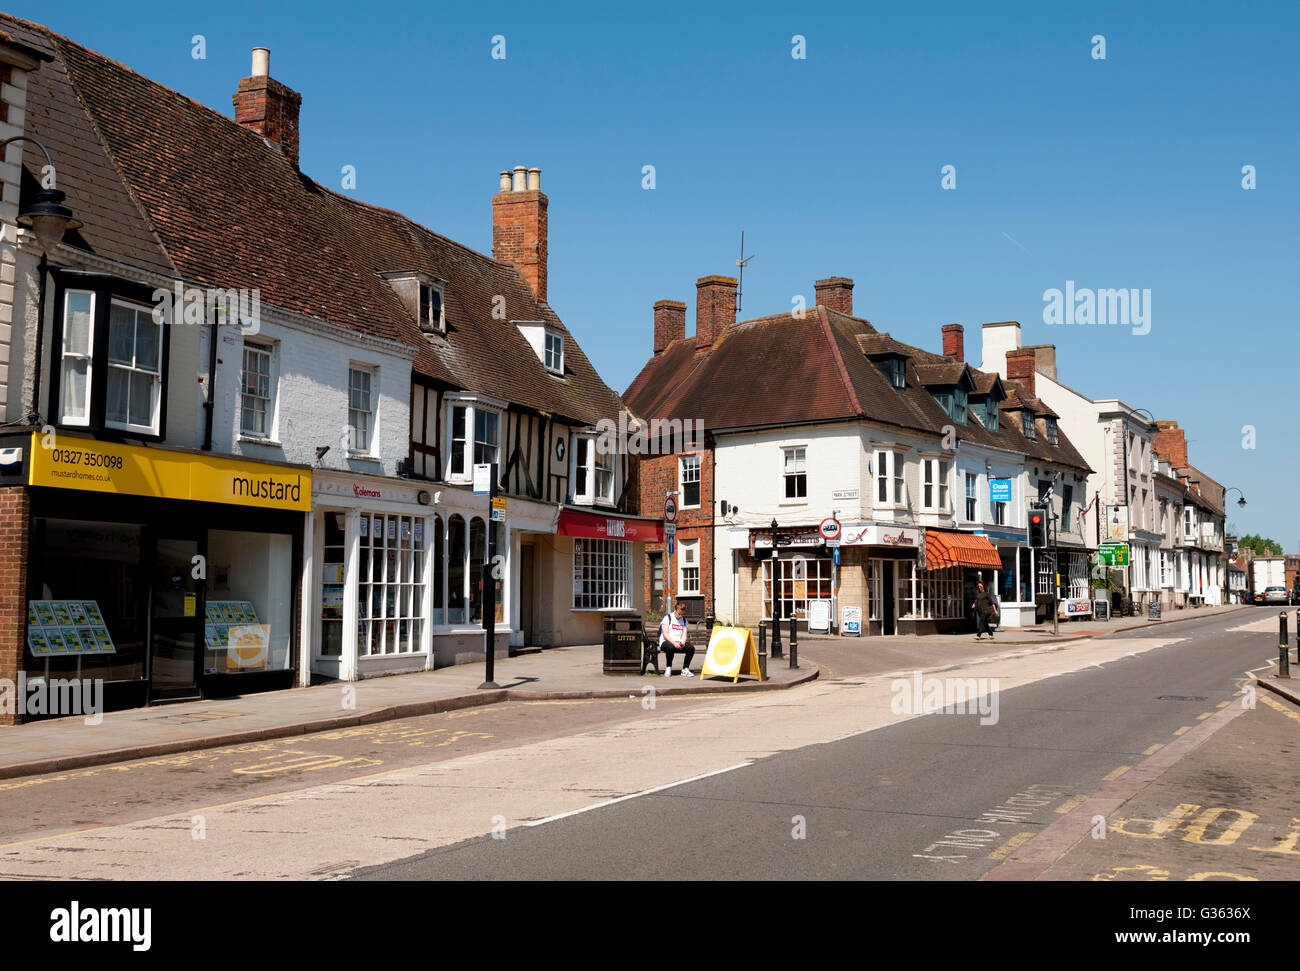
[18,0,1300,548]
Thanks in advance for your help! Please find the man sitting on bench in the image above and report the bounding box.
[659,601,695,677]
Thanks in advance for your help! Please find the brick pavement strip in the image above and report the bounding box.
[985,689,1300,881]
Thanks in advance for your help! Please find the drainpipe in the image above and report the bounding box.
[202,306,219,450]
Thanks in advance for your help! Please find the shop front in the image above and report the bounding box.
[1,432,308,720]
[919,528,1003,635]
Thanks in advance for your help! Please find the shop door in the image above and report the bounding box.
[150,537,202,701]
[882,561,896,635]
[520,545,535,646]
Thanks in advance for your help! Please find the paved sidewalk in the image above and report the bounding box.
[798,602,1247,647]
[0,644,815,780]
[0,603,1248,781]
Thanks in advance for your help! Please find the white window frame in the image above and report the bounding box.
[964,472,978,522]
[921,456,950,513]
[572,538,632,610]
[678,538,701,595]
[544,331,564,375]
[419,282,445,333]
[105,297,164,436]
[348,364,377,456]
[679,453,701,509]
[874,448,906,508]
[240,340,275,439]
[58,290,96,427]
[571,431,615,506]
[782,446,807,501]
[445,397,503,481]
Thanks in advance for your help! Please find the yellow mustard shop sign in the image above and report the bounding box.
[28,433,311,511]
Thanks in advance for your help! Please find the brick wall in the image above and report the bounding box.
[492,187,549,302]
[0,486,28,725]
[638,443,714,616]
[232,74,302,167]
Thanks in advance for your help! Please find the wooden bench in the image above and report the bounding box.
[640,618,713,675]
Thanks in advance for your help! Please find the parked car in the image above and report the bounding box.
[1262,586,1290,605]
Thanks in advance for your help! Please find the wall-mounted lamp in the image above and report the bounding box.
[315,445,330,466]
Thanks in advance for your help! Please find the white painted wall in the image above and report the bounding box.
[208,314,414,477]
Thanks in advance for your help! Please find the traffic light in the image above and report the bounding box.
[1028,506,1047,548]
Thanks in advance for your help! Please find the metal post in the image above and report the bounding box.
[758,623,768,680]
[1280,612,1290,679]
[1051,512,1059,636]
[1294,610,1299,668]
[770,535,783,660]
[789,614,798,669]
[480,462,500,689]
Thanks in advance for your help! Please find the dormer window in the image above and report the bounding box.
[379,271,447,334]
[419,283,444,333]
[1022,411,1036,440]
[515,320,566,377]
[876,356,905,390]
[971,395,999,432]
[1046,416,1059,445]
[545,331,564,374]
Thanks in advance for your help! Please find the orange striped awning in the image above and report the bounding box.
[925,529,1002,570]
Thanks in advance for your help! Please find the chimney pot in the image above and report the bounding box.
[942,323,964,363]
[695,275,738,348]
[233,50,302,168]
[493,164,550,302]
[814,277,854,316]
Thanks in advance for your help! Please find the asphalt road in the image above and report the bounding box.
[355,611,1286,880]
[0,695,724,845]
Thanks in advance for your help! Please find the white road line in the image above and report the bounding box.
[522,762,752,828]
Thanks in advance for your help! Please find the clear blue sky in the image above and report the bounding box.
[19,0,1300,549]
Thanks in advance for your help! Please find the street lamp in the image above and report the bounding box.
[1224,487,1247,509]
[769,517,783,659]
[3,136,81,424]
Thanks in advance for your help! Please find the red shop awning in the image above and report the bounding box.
[925,529,1002,570]
[557,508,664,542]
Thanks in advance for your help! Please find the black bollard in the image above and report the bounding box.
[789,615,799,669]
[1280,612,1291,679]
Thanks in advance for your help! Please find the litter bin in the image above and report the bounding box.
[603,614,644,674]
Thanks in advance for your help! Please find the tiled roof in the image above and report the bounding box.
[624,302,1091,473]
[13,13,624,427]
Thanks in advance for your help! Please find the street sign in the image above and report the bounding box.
[491,496,506,522]
[472,463,492,495]
[664,522,676,537]
[818,517,842,541]
[833,547,841,565]
[667,535,675,555]
[842,605,862,636]
[826,537,840,548]
[989,479,1011,502]
[664,496,678,523]
[1099,543,1129,566]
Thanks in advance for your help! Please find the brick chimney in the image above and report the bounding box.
[696,275,737,348]
[942,323,964,363]
[653,300,686,354]
[1006,347,1037,395]
[492,165,549,302]
[1152,420,1188,469]
[233,48,302,168]
[814,277,854,316]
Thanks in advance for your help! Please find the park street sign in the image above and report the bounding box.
[1099,543,1130,566]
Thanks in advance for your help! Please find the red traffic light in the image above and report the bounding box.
[1031,513,1041,523]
